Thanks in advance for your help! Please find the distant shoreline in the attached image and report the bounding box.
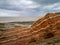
[0,17,40,23]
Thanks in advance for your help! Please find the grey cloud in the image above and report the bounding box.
[0,0,23,11]
[0,0,60,17]
[32,0,60,16]
[0,0,40,17]
[33,0,60,5]
[0,0,40,11]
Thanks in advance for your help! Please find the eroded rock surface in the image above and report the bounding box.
[0,12,60,45]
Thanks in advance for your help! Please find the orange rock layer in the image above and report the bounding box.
[0,12,60,45]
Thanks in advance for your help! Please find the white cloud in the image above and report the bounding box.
[4,0,40,9]
[53,7,60,10]
[0,0,60,17]
[0,0,40,17]
[0,9,21,17]
[43,2,60,10]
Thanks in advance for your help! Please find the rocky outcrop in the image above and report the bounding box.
[0,12,60,45]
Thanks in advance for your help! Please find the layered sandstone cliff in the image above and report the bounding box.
[0,12,60,45]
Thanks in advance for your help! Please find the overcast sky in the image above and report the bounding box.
[0,0,60,17]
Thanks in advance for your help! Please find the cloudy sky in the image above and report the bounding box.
[0,0,60,17]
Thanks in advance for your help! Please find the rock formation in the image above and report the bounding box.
[0,12,60,45]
